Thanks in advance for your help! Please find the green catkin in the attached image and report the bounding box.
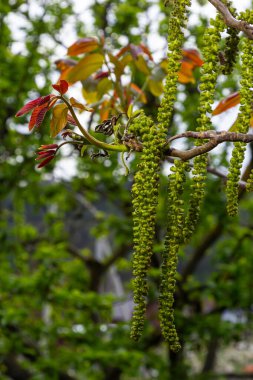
[157,0,191,132]
[130,113,165,340]
[221,0,239,75]
[156,0,190,349]
[240,11,253,193]
[183,14,225,242]
[159,160,189,352]
[226,36,253,212]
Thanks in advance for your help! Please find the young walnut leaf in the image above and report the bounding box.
[67,37,99,56]
[66,53,104,83]
[52,80,69,95]
[69,97,94,112]
[15,95,52,117]
[212,92,240,116]
[50,103,68,137]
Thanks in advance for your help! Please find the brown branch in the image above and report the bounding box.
[167,139,219,160]
[165,130,253,160]
[126,131,253,161]
[208,0,253,39]
[167,130,253,144]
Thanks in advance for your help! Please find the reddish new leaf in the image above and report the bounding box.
[37,155,55,168]
[94,71,109,80]
[35,106,49,128]
[16,95,51,117]
[52,80,69,95]
[39,144,59,150]
[29,104,48,131]
[212,92,240,116]
[178,61,195,84]
[67,114,78,126]
[139,43,153,61]
[182,49,203,67]
[35,151,55,160]
[67,37,99,56]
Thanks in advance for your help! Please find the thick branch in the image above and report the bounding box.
[125,131,253,160]
[208,0,253,39]
[165,130,253,160]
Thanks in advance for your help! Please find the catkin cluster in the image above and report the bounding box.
[129,0,253,349]
[226,32,253,213]
[158,0,191,132]
[130,113,165,340]
[159,160,189,352]
[184,14,225,241]
[221,0,239,75]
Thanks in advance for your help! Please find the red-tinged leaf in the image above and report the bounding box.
[38,150,56,156]
[66,114,77,126]
[182,49,203,67]
[35,106,49,128]
[66,53,104,83]
[39,144,58,150]
[37,155,55,168]
[67,37,99,56]
[116,45,130,58]
[139,43,153,61]
[50,103,68,137]
[48,97,58,110]
[117,43,153,62]
[36,152,55,160]
[212,92,240,116]
[52,80,69,95]
[55,58,76,72]
[178,61,195,84]
[29,104,49,131]
[94,71,109,80]
[38,95,53,106]
[16,95,51,117]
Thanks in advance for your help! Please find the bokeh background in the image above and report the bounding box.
[1,1,253,379]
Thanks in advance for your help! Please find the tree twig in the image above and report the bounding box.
[208,0,253,39]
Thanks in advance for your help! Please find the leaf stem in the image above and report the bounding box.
[60,96,128,152]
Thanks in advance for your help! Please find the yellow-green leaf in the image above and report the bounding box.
[70,97,94,112]
[148,79,163,97]
[127,103,133,118]
[97,78,112,98]
[135,55,150,75]
[50,103,68,137]
[67,53,104,83]
[82,88,98,104]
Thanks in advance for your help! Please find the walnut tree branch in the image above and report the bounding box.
[164,130,253,160]
[208,0,253,39]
